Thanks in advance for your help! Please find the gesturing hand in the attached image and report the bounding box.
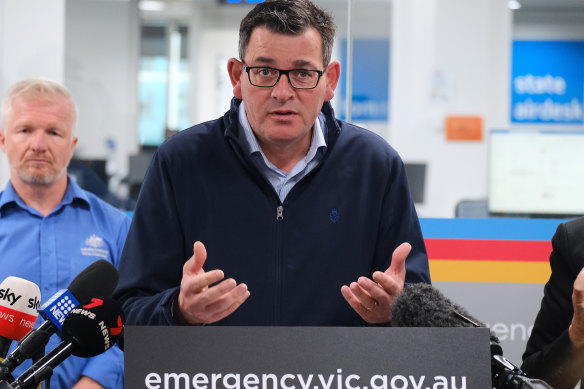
[569,268,584,348]
[175,241,250,324]
[341,242,411,324]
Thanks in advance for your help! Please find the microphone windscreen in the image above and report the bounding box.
[391,283,484,328]
[0,277,40,341]
[67,260,119,302]
[61,297,124,357]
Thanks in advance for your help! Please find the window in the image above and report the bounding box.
[138,24,190,146]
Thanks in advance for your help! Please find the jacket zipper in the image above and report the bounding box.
[275,203,284,324]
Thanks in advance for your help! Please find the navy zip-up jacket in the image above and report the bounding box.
[114,99,430,326]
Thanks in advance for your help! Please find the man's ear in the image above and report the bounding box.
[324,60,341,101]
[0,130,6,154]
[227,58,243,99]
[69,136,78,161]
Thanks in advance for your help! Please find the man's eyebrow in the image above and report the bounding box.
[291,60,318,68]
[250,57,319,69]
[252,57,274,64]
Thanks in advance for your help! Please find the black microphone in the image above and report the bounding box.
[10,297,124,389]
[391,283,554,389]
[0,260,119,380]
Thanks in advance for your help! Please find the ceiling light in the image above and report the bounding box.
[139,0,167,12]
[508,0,521,10]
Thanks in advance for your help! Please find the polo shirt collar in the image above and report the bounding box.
[0,175,90,215]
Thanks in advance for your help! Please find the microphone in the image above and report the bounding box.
[391,283,554,389]
[38,259,119,331]
[10,297,124,389]
[0,277,41,359]
[0,260,119,379]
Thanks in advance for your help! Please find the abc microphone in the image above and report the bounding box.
[10,297,124,389]
[0,260,119,379]
[0,278,40,359]
[391,283,554,389]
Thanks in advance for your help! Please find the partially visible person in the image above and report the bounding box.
[522,217,584,389]
[115,0,430,329]
[0,78,129,389]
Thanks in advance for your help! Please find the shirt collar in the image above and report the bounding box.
[62,176,90,206]
[0,175,90,215]
[238,101,328,159]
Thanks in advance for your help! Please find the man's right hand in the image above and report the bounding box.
[175,241,250,324]
[569,268,584,348]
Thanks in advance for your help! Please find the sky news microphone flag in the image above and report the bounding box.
[0,278,40,360]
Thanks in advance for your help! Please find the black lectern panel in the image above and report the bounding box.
[125,326,491,389]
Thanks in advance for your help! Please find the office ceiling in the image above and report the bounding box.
[188,0,584,9]
[139,0,584,21]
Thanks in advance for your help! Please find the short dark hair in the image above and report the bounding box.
[238,0,337,68]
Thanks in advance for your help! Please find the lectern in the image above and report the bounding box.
[125,326,491,389]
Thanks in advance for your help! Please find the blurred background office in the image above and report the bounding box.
[2,0,584,368]
[0,0,583,217]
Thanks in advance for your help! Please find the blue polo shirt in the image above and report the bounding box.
[0,177,130,389]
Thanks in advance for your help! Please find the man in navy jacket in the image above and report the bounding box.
[114,0,430,327]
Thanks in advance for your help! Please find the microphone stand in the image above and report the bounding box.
[491,346,554,389]
[0,329,51,382]
[31,349,48,389]
[454,313,554,389]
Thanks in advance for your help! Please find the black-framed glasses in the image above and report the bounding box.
[242,64,324,89]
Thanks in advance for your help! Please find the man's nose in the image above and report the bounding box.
[30,132,48,151]
[271,73,295,98]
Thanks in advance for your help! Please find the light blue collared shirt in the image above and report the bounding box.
[0,177,130,389]
[238,101,328,202]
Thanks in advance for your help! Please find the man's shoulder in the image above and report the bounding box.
[554,217,584,270]
[165,116,227,146]
[563,216,584,239]
[80,189,131,223]
[150,115,236,175]
[336,120,400,159]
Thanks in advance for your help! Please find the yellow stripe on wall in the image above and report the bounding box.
[429,260,551,283]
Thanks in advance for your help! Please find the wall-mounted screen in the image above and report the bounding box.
[489,129,584,217]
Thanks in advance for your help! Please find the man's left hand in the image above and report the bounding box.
[341,242,411,324]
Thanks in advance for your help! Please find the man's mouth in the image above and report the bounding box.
[26,158,51,164]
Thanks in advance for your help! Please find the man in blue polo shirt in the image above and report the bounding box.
[0,78,129,389]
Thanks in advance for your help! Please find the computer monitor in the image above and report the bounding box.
[488,129,584,217]
[404,163,426,204]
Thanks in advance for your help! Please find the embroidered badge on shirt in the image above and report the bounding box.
[81,234,109,259]
[330,208,340,223]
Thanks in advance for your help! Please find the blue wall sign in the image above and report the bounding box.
[511,41,584,125]
[339,39,389,122]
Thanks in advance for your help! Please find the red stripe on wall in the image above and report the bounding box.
[425,238,552,262]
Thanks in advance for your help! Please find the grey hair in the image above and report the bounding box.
[1,77,78,130]
[238,0,337,68]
